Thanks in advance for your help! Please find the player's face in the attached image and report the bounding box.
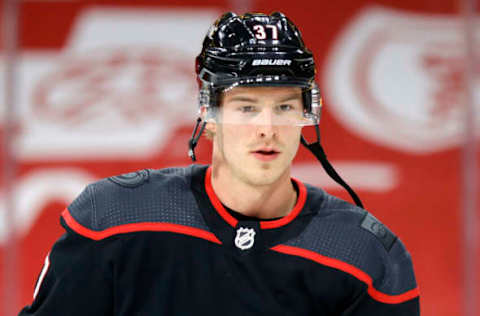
[209,86,303,186]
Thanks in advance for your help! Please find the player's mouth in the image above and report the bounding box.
[251,148,280,162]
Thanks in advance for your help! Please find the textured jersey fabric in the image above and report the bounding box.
[19,164,420,315]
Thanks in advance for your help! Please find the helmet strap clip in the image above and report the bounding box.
[188,118,207,162]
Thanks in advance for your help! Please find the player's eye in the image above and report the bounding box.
[277,104,294,112]
[238,105,257,113]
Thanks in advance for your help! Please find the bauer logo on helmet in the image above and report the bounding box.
[251,59,292,66]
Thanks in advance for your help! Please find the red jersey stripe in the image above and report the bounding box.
[271,244,420,304]
[61,208,222,244]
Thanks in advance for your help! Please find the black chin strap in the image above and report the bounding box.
[301,124,364,209]
[188,118,207,162]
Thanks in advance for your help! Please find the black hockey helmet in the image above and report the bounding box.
[195,11,321,123]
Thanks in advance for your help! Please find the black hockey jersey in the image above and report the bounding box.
[19,165,420,315]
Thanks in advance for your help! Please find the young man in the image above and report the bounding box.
[20,12,420,315]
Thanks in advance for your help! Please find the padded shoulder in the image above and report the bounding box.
[285,186,417,296]
[65,165,210,237]
[108,169,150,188]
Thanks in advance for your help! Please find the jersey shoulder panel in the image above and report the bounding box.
[65,165,210,237]
[285,185,417,297]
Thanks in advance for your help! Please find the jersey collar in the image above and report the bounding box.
[204,166,307,230]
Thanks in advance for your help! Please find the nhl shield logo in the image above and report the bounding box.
[234,227,256,250]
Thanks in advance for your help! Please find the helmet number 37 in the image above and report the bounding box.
[253,24,278,40]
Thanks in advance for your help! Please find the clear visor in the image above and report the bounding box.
[200,105,319,126]
[198,83,321,127]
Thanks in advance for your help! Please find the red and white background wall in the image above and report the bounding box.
[0,0,479,315]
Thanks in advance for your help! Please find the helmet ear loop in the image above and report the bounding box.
[299,83,321,162]
[188,119,207,162]
[189,85,220,161]
[301,84,321,144]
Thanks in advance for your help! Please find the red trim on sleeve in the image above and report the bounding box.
[61,209,222,245]
[204,166,308,229]
[271,244,420,304]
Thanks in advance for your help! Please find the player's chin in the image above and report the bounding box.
[249,166,288,185]
[246,175,277,186]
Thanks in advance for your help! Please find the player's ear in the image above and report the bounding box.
[205,122,216,140]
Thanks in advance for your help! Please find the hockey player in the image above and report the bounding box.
[19,12,420,315]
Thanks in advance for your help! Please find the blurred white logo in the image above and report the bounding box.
[324,7,480,153]
[0,169,93,244]
[2,8,219,159]
[32,47,195,130]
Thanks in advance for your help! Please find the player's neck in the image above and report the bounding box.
[210,165,297,220]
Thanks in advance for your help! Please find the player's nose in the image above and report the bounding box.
[255,109,277,139]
